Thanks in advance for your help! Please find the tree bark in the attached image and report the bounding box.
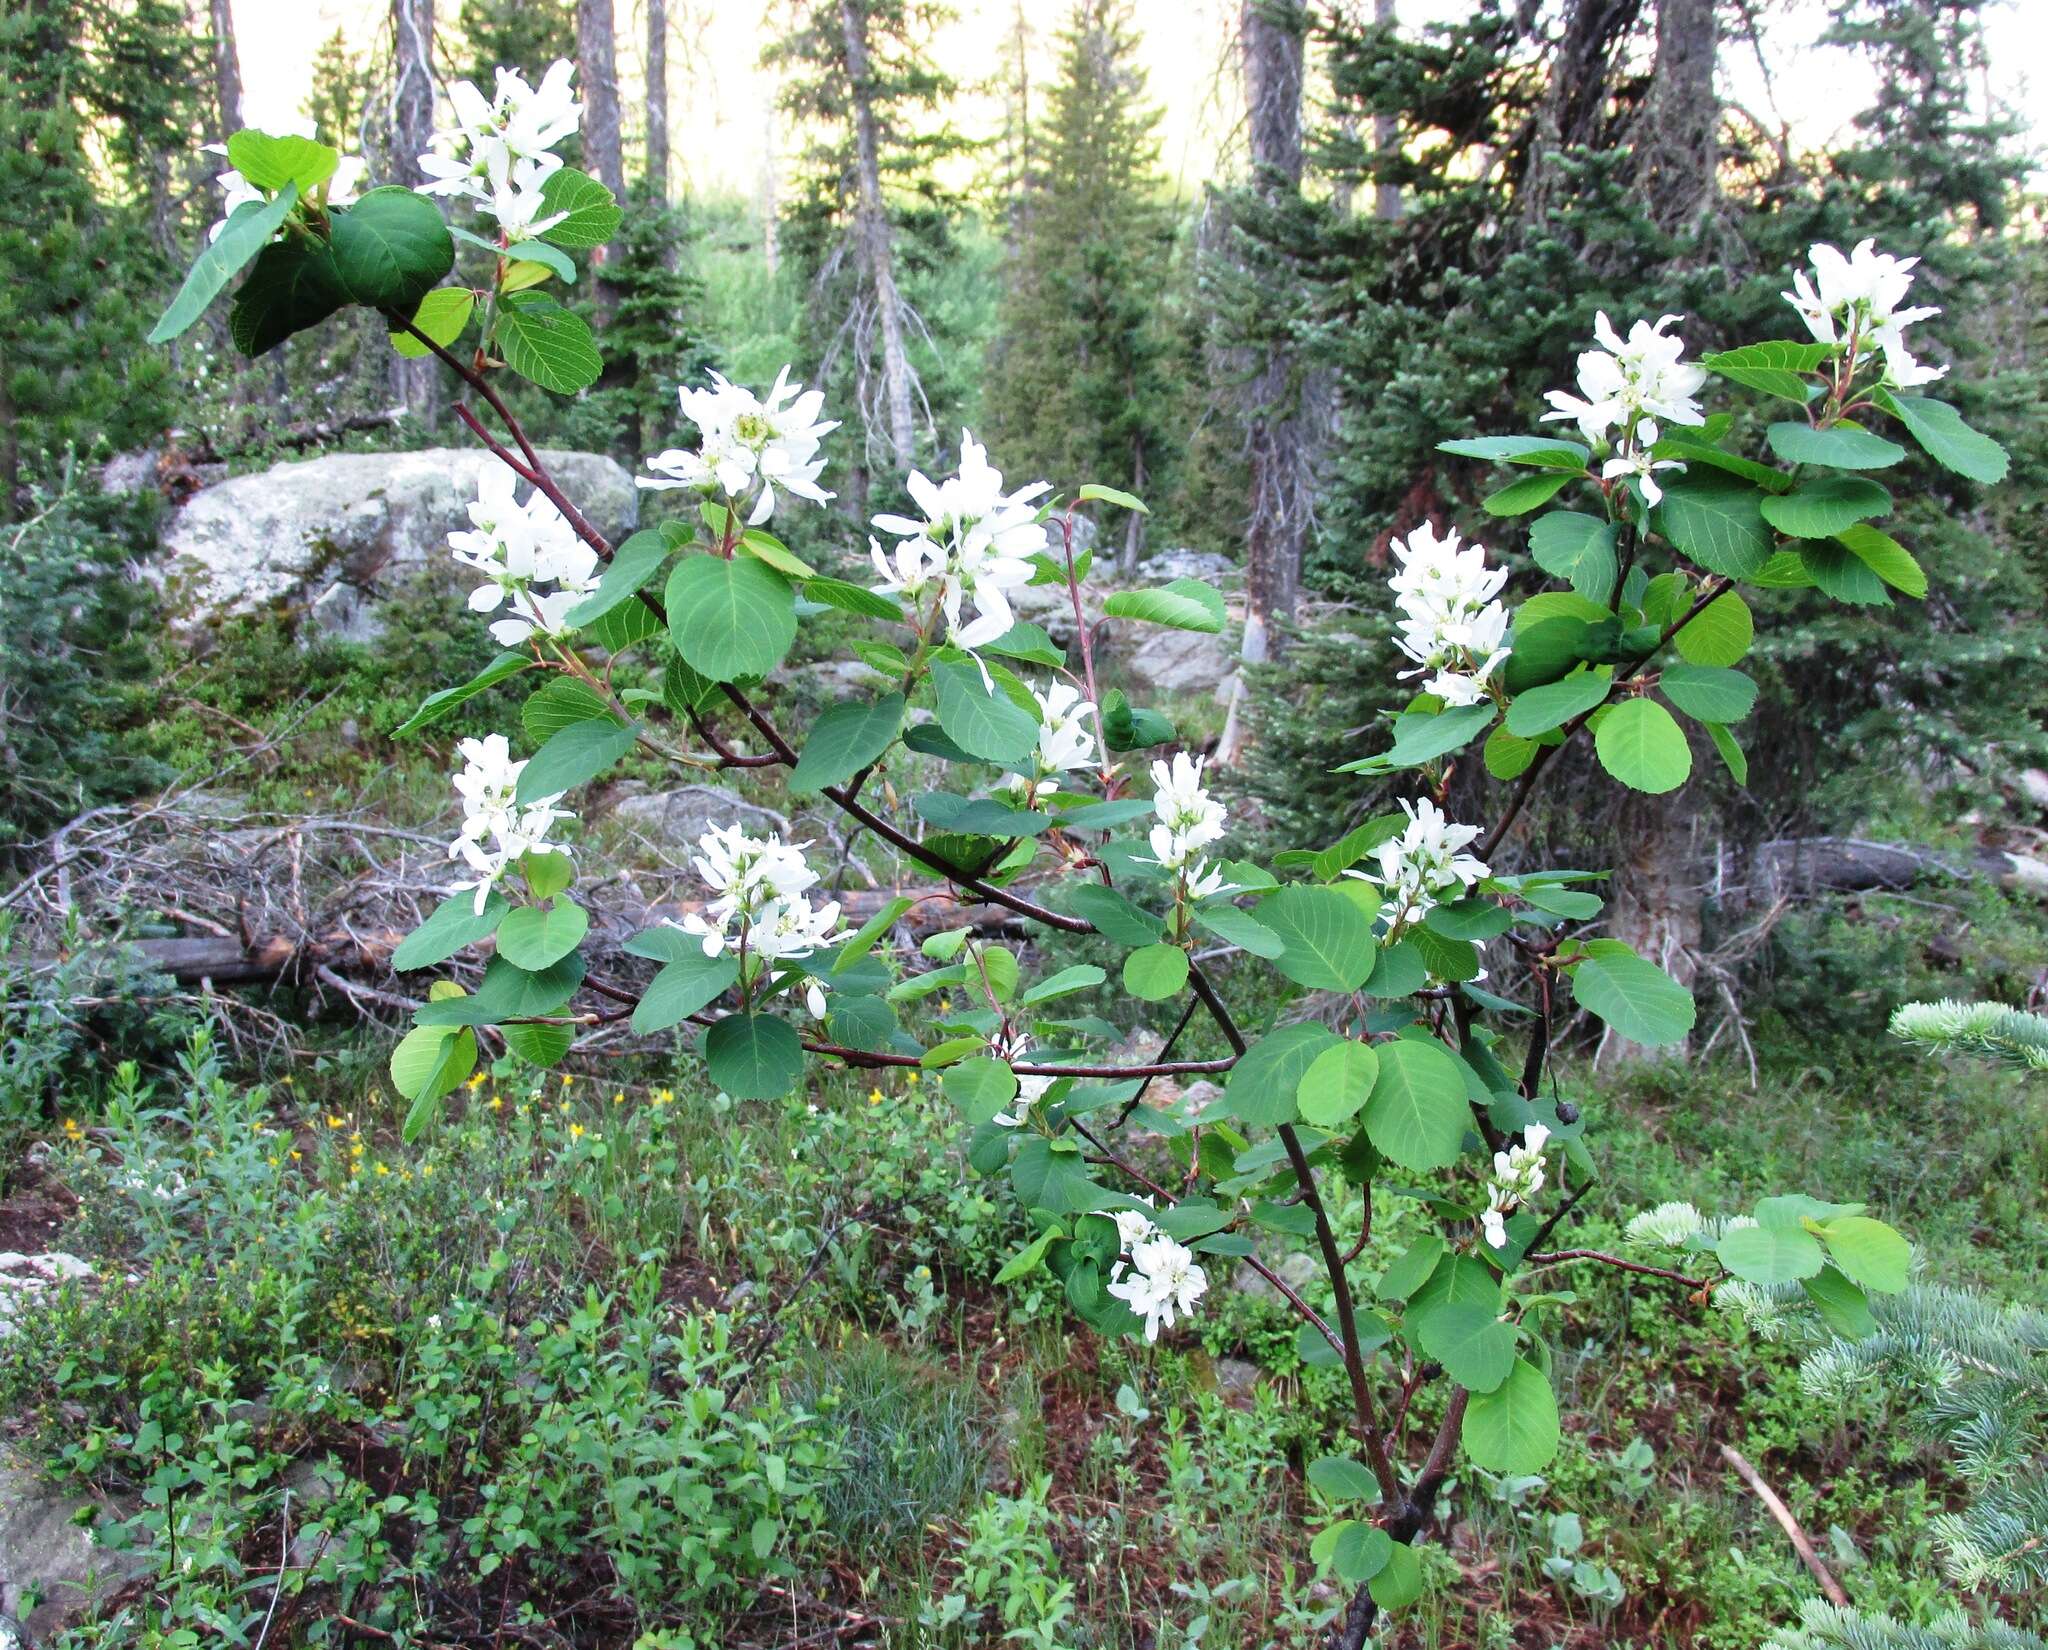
[388,0,440,429]
[646,0,669,203]
[838,0,917,471]
[1217,0,1308,766]
[1373,0,1401,220]
[1639,0,1719,231]
[209,0,243,139]
[1599,791,1702,1066]
[578,0,625,322]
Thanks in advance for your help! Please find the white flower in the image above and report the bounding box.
[1107,1234,1209,1342]
[639,367,838,525]
[1184,862,1240,903]
[667,824,843,975]
[1602,445,1686,508]
[1783,240,1947,388]
[447,734,574,914]
[1479,1123,1551,1249]
[999,681,1097,798]
[486,156,568,241]
[419,60,581,213]
[870,432,1047,651]
[1541,311,1708,448]
[1145,752,1227,872]
[986,1027,1058,1127]
[450,469,596,647]
[1111,1199,1160,1251]
[1387,524,1511,700]
[1352,797,1488,926]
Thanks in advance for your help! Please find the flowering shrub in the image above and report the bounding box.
[152,61,2008,1635]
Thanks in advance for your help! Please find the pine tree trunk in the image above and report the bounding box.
[646,0,669,203]
[578,0,625,323]
[1373,0,1401,220]
[388,0,440,430]
[838,0,916,471]
[1120,435,1148,576]
[1639,0,1719,230]
[1217,0,1308,766]
[209,0,243,139]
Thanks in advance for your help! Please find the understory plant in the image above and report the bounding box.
[152,67,2010,1644]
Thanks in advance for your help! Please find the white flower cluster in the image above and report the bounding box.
[206,117,365,243]
[1105,1201,1209,1343]
[869,433,1048,652]
[1542,311,1706,506]
[450,469,598,648]
[1388,523,1511,706]
[1480,1123,1551,1249]
[418,60,582,240]
[448,734,574,914]
[672,824,844,982]
[1783,239,1945,388]
[638,367,837,526]
[1145,753,1228,891]
[998,681,1098,802]
[1354,797,1488,927]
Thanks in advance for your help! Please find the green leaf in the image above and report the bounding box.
[328,187,455,312]
[563,531,669,627]
[414,955,584,1026]
[1417,1301,1517,1393]
[1484,472,1571,516]
[1570,938,1694,1046]
[1423,899,1512,942]
[1801,1266,1877,1338]
[395,651,529,736]
[502,238,576,282]
[501,1021,572,1067]
[226,129,338,192]
[515,715,635,802]
[1102,578,1226,633]
[495,900,588,970]
[390,286,475,357]
[1766,420,1907,470]
[631,951,739,1034]
[392,892,509,971]
[521,850,574,899]
[1506,671,1609,737]
[1192,902,1285,959]
[1874,390,2010,484]
[1100,690,1176,750]
[149,184,300,344]
[833,896,914,971]
[1364,1038,1469,1171]
[802,576,904,622]
[1306,1457,1380,1506]
[1437,434,1589,470]
[1594,698,1691,794]
[1707,721,1748,785]
[1801,539,1892,606]
[1296,1041,1379,1129]
[1484,724,1539,779]
[536,167,623,248]
[1673,589,1753,667]
[701,1013,805,1099]
[914,793,1052,837]
[1659,664,1756,724]
[1835,523,1926,598]
[1010,1136,1102,1215]
[1462,1359,1560,1473]
[1338,703,1495,774]
[1377,1236,1445,1303]
[494,291,602,393]
[1528,511,1617,602]
[1717,1221,1823,1283]
[944,1056,1020,1124]
[1758,475,1892,539]
[1065,883,1164,945]
[931,657,1038,765]
[1226,1022,1340,1128]
[1700,340,1833,403]
[1078,481,1149,512]
[1816,1215,1911,1294]
[1020,964,1106,1005]
[390,1025,477,1131]
[1367,1541,1424,1611]
[1258,885,1377,991]
[993,1227,1060,1285]
[790,694,905,793]
[1654,476,1772,578]
[666,552,797,682]
[520,677,610,742]
[983,620,1066,668]
[228,236,350,355]
[1123,943,1189,1001]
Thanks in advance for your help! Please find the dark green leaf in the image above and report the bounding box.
[666,552,797,682]
[494,291,602,393]
[515,715,635,801]
[791,694,905,793]
[701,1013,805,1099]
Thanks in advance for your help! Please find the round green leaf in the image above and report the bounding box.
[1367,1540,1425,1610]
[495,291,603,393]
[1415,1301,1517,1394]
[1296,1041,1379,1129]
[392,892,508,971]
[1226,1022,1340,1128]
[666,552,797,682]
[1673,589,1754,666]
[1332,1522,1394,1584]
[1123,943,1190,1001]
[1717,1220,1824,1283]
[1258,884,1377,991]
[1816,1216,1911,1294]
[702,1013,805,1100]
[1363,1038,1469,1171]
[1658,664,1757,724]
[1506,670,1609,737]
[943,1056,1020,1124]
[1461,1358,1560,1474]
[1594,698,1692,794]
[328,186,455,312]
[495,899,588,970]
[1305,1456,1380,1506]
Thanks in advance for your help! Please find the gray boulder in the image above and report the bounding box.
[0,1462,149,1641]
[162,447,637,642]
[608,785,789,856]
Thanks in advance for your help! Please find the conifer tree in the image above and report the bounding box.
[983,0,1175,573]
